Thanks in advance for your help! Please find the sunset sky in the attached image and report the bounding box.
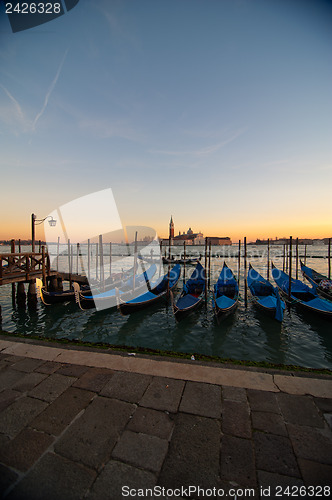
[0,0,331,243]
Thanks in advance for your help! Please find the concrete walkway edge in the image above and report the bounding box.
[1,338,331,398]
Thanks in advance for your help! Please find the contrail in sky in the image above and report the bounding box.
[0,83,26,125]
[33,49,68,130]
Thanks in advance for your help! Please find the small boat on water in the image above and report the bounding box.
[212,262,239,320]
[162,257,198,265]
[300,261,332,301]
[247,264,285,322]
[172,262,206,320]
[74,264,157,310]
[272,263,332,320]
[118,264,181,314]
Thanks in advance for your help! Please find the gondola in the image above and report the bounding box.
[73,264,157,310]
[247,264,285,322]
[212,262,239,319]
[172,262,206,320]
[272,263,332,320]
[118,264,181,314]
[35,268,133,306]
[300,261,332,301]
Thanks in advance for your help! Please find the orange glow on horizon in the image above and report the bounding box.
[1,215,331,244]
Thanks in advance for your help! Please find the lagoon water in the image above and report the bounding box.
[1,244,331,370]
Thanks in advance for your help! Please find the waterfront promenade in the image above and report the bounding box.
[0,336,331,499]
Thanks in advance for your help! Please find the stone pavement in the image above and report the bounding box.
[0,336,331,500]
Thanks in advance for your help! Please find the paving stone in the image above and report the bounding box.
[257,470,304,493]
[100,370,152,403]
[297,459,332,486]
[158,413,220,490]
[140,377,185,412]
[56,363,90,377]
[287,423,332,465]
[313,397,332,413]
[86,460,157,500]
[0,388,22,412]
[72,367,114,392]
[127,406,174,440]
[222,386,247,402]
[35,361,63,374]
[12,372,48,392]
[222,399,251,438]
[0,396,48,438]
[0,463,18,496]
[7,452,96,500]
[29,373,76,403]
[179,381,221,418]
[0,368,26,391]
[251,411,287,436]
[220,434,256,488]
[1,355,25,365]
[31,387,95,436]
[112,430,168,472]
[0,427,54,471]
[0,359,13,372]
[254,430,301,477]
[11,357,45,373]
[55,396,134,469]
[247,389,280,413]
[277,393,325,428]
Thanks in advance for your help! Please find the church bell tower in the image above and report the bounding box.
[169,216,174,239]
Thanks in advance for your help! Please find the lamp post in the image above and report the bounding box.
[31,213,57,252]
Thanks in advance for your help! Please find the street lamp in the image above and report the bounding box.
[31,213,57,252]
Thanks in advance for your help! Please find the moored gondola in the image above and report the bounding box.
[247,264,285,322]
[212,262,239,320]
[118,264,181,314]
[173,262,206,321]
[74,264,157,310]
[300,261,332,301]
[272,263,332,320]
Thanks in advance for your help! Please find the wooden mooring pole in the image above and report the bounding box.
[208,241,212,288]
[328,238,331,280]
[238,240,241,286]
[56,236,60,272]
[87,239,91,280]
[99,235,104,286]
[27,280,37,309]
[296,237,299,280]
[282,244,285,272]
[244,237,247,308]
[288,236,292,303]
[204,237,208,301]
[10,239,16,307]
[67,239,71,287]
[267,238,270,280]
[96,243,99,281]
[183,241,186,284]
[109,242,112,279]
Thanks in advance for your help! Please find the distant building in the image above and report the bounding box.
[161,217,231,245]
[206,237,232,246]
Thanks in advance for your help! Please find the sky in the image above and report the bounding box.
[0,0,331,243]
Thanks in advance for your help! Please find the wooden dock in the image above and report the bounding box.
[0,251,57,286]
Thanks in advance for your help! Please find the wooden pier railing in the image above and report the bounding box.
[0,251,55,285]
